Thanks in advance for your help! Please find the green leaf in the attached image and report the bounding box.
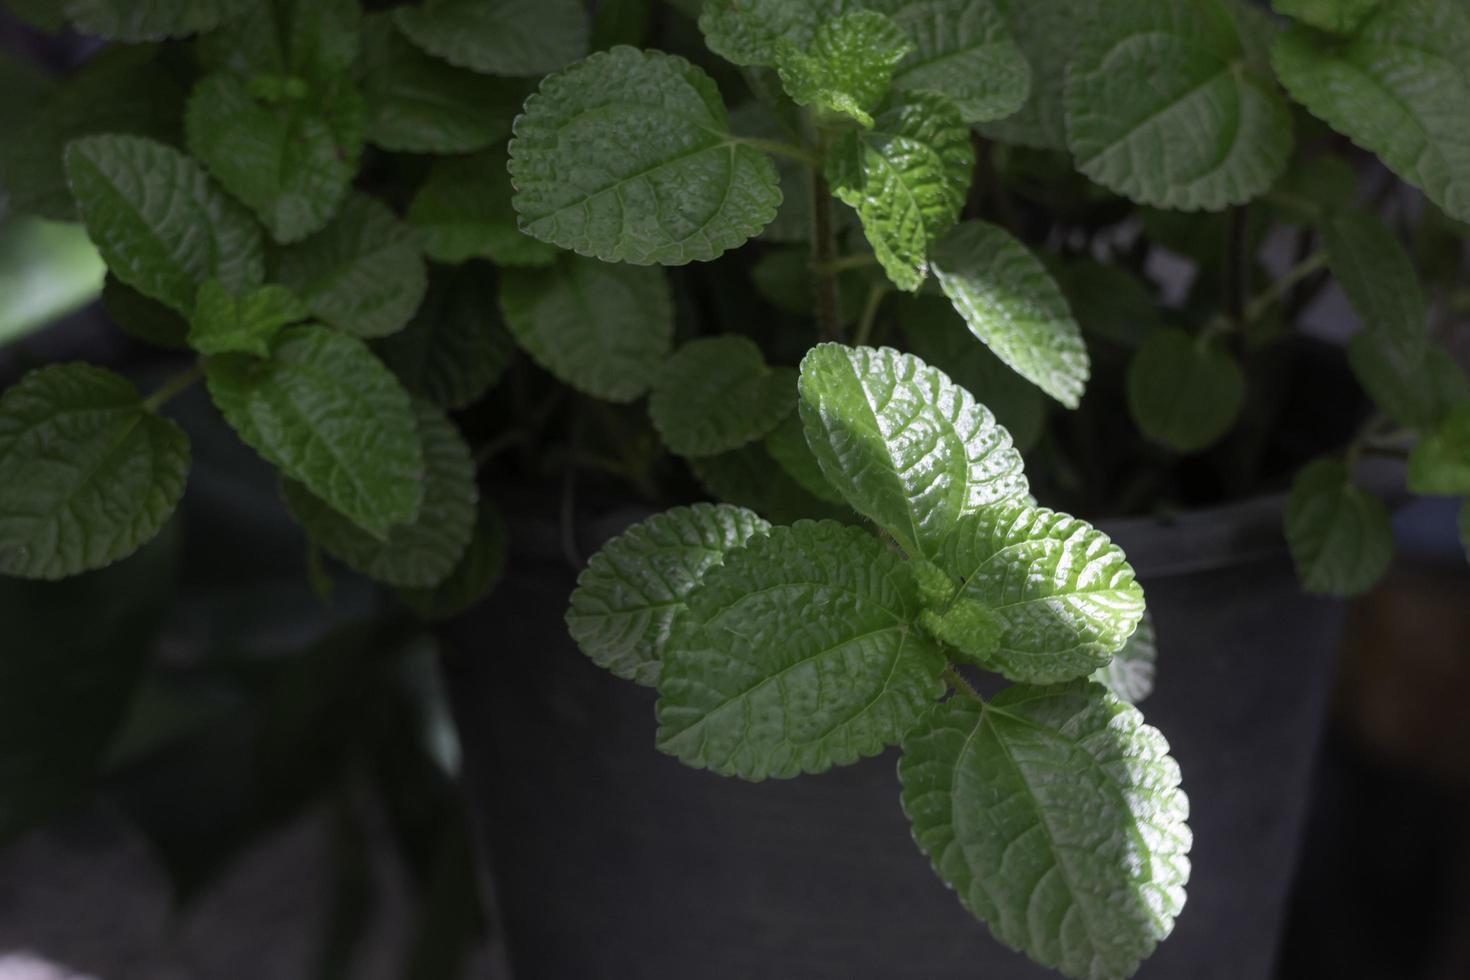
[650,336,795,456]
[975,0,1074,149]
[196,0,361,80]
[509,47,781,265]
[188,280,308,358]
[775,10,912,128]
[750,246,868,321]
[186,72,367,244]
[1127,329,1244,453]
[1091,611,1157,704]
[394,0,589,77]
[1064,0,1293,210]
[205,324,424,538]
[409,152,558,267]
[1324,210,1427,369]
[1408,403,1470,496]
[866,0,1031,124]
[0,364,189,580]
[698,0,846,67]
[398,497,508,619]
[1272,0,1470,222]
[1268,152,1361,225]
[501,256,673,403]
[1054,259,1164,350]
[65,134,264,316]
[1286,458,1393,596]
[375,266,515,411]
[798,344,1028,559]
[1347,333,1470,432]
[271,193,428,339]
[928,501,1145,682]
[567,503,771,686]
[898,682,1190,980]
[656,520,946,779]
[929,220,1089,408]
[65,0,252,40]
[102,276,189,350]
[691,443,856,526]
[284,402,476,588]
[828,90,973,292]
[1273,0,1380,35]
[359,13,527,154]
[764,412,848,506]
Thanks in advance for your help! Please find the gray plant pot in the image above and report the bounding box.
[442,491,1342,980]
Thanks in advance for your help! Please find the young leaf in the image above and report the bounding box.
[1272,0,1470,222]
[775,10,912,128]
[656,520,947,779]
[567,503,771,686]
[650,337,795,457]
[1273,0,1379,34]
[64,0,252,40]
[271,193,428,339]
[929,221,1089,408]
[1324,211,1427,370]
[975,0,1072,149]
[798,344,1028,559]
[1127,329,1245,453]
[188,280,308,358]
[764,412,848,507]
[501,256,673,404]
[698,0,845,67]
[65,135,264,316]
[1347,334,1470,432]
[928,502,1146,682]
[409,151,559,267]
[509,47,781,265]
[1408,404,1470,497]
[375,266,515,411]
[0,364,189,580]
[283,402,476,588]
[398,498,508,620]
[828,90,973,292]
[205,324,424,538]
[1091,610,1157,704]
[898,683,1190,980]
[1286,458,1393,596]
[1064,0,1292,210]
[394,0,589,77]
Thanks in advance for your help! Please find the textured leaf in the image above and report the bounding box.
[188,280,308,358]
[656,520,946,779]
[1272,0,1470,222]
[976,0,1074,149]
[65,0,252,40]
[1091,611,1156,704]
[798,344,1028,559]
[398,498,507,620]
[509,47,781,265]
[284,402,476,588]
[699,0,848,67]
[1408,403,1470,496]
[394,0,589,77]
[1064,0,1293,210]
[828,91,973,292]
[929,502,1145,682]
[650,337,795,457]
[65,135,264,316]
[775,10,912,128]
[1286,458,1393,596]
[102,276,189,350]
[359,13,526,154]
[930,221,1089,408]
[205,324,424,537]
[1324,210,1427,369]
[409,152,558,267]
[764,412,847,506]
[898,683,1190,979]
[691,443,855,526]
[501,256,673,403]
[271,194,428,339]
[0,364,189,580]
[567,503,771,686]
[1127,329,1244,453]
[375,266,515,411]
[1273,0,1379,34]
[1347,334,1470,432]
[196,0,360,80]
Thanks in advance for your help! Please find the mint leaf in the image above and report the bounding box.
[976,0,1073,149]
[1274,0,1379,34]
[205,324,424,538]
[501,256,673,404]
[691,443,856,526]
[102,276,189,351]
[1348,334,1470,432]
[650,337,795,457]
[394,0,589,77]
[929,502,1145,682]
[1324,211,1427,369]
[656,520,946,779]
[375,267,515,411]
[764,412,848,507]
[1065,0,1292,210]
[898,683,1190,979]
[1127,329,1244,453]
[1408,404,1470,496]
[1272,0,1470,222]
[398,498,507,620]
[271,194,428,339]
[65,135,264,316]
[188,280,307,358]
[283,402,476,588]
[930,220,1090,408]
[1091,611,1157,704]
[775,10,912,128]
[798,344,1028,559]
[65,0,252,40]
[828,91,973,292]
[1286,458,1393,596]
[0,364,189,580]
[699,0,846,67]
[509,47,781,265]
[567,503,771,686]
[196,0,360,80]
[409,151,558,267]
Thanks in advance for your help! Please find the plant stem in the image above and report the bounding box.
[810,142,842,342]
[142,361,205,412]
[852,283,888,347]
[1244,251,1327,323]
[815,253,879,274]
[944,665,985,705]
[733,136,819,168]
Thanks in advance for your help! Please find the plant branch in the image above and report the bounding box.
[852,283,888,347]
[143,361,205,412]
[733,136,819,168]
[810,141,843,341]
[944,665,985,705]
[1198,251,1327,343]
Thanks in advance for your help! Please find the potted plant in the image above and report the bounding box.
[2,0,1469,978]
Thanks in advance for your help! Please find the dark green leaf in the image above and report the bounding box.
[65,0,253,40]
[395,0,589,77]
[1285,457,1393,596]
[650,336,795,456]
[398,497,509,620]
[1347,333,1470,432]
[1126,329,1244,453]
[1408,403,1470,496]
[1324,210,1427,369]
[188,280,308,358]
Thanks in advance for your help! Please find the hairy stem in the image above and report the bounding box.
[143,361,205,412]
[944,665,985,705]
[733,136,819,168]
[810,155,843,342]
